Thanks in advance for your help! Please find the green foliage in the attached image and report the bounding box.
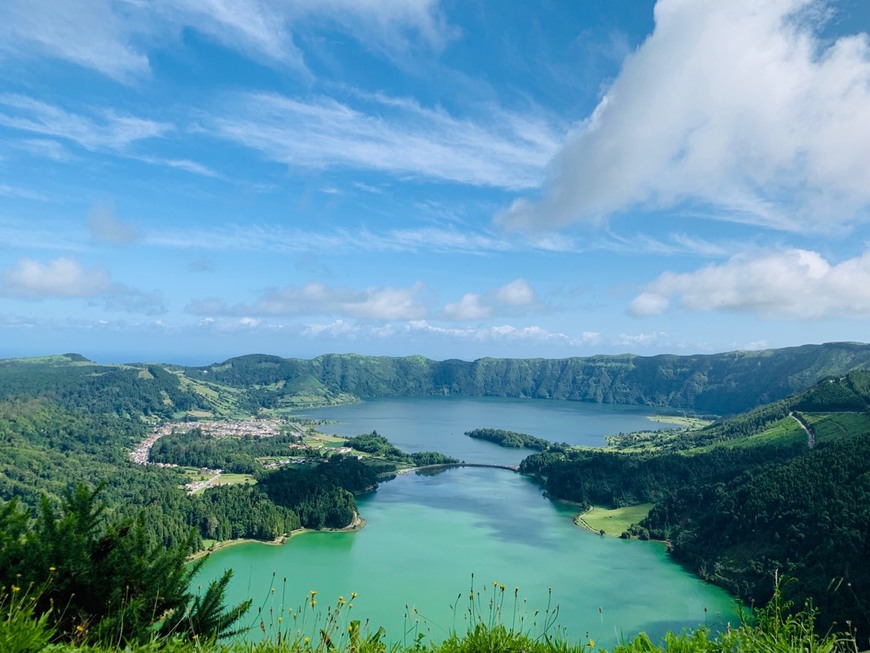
[344,432,405,458]
[344,432,459,467]
[179,343,870,415]
[0,485,250,646]
[523,372,870,641]
[0,575,863,652]
[0,584,54,653]
[258,459,367,529]
[150,428,305,474]
[465,428,562,451]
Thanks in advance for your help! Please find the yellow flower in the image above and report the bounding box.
[310,590,317,596]
[76,625,85,633]
[11,585,20,593]
[304,636,310,644]
[351,592,357,599]
[588,639,595,648]
[49,566,56,572]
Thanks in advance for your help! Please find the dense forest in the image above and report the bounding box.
[520,370,870,642]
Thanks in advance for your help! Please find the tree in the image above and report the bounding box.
[0,485,250,645]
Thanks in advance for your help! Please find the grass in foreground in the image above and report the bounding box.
[2,575,861,653]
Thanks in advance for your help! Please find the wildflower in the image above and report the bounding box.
[351,592,357,599]
[11,585,20,593]
[588,639,595,648]
[76,625,85,633]
[310,590,317,596]
[500,584,505,591]
[304,636,310,644]
[49,566,56,572]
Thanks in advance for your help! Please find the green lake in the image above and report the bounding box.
[196,397,740,647]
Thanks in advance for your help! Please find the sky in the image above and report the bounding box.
[1,0,870,365]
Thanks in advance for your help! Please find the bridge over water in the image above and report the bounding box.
[410,462,519,473]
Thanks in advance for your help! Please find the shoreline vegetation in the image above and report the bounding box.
[190,512,367,561]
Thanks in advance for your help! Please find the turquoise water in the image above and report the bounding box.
[196,398,739,647]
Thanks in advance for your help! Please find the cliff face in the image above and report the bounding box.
[185,342,870,415]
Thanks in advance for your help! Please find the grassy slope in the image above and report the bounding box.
[578,504,655,536]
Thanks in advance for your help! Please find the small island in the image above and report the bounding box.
[464,427,558,450]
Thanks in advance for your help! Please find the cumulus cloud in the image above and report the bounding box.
[2,257,112,298]
[0,257,165,314]
[86,205,140,244]
[443,279,538,321]
[630,248,870,318]
[187,281,426,321]
[501,0,870,233]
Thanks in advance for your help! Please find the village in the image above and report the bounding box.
[128,418,355,493]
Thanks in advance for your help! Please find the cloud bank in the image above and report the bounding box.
[630,248,870,319]
[187,282,426,321]
[501,0,870,233]
[0,257,166,314]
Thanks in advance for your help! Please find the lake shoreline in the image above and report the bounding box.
[189,512,367,561]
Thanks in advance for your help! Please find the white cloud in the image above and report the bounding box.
[0,257,166,314]
[207,91,560,190]
[135,156,220,178]
[630,248,870,318]
[1,257,112,298]
[0,95,169,151]
[443,293,490,320]
[146,223,519,255]
[86,205,140,244]
[496,279,535,306]
[299,318,600,348]
[187,282,426,321]
[443,279,538,321]
[0,0,150,82]
[0,184,47,201]
[0,0,452,81]
[19,139,74,162]
[501,0,870,233]
[612,331,669,348]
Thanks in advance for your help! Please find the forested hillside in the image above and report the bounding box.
[182,342,870,415]
[3,349,870,647]
[520,370,870,640]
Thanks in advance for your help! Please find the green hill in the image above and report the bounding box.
[181,342,870,415]
[520,371,870,639]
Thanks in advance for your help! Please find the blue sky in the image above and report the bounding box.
[1,0,870,364]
